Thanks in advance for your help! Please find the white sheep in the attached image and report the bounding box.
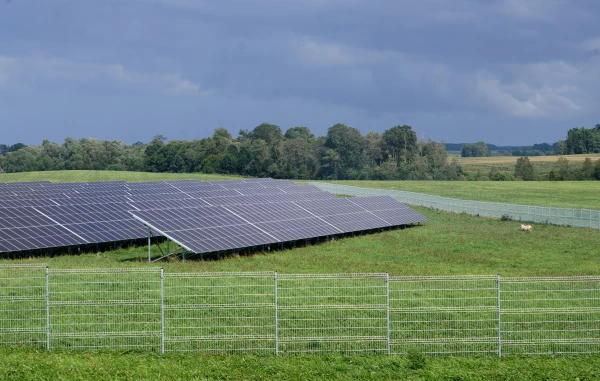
[520,224,532,232]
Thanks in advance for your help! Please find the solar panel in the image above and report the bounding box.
[130,206,280,253]
[0,206,89,253]
[348,196,429,226]
[52,196,130,206]
[130,195,427,254]
[0,179,427,255]
[209,180,267,189]
[198,192,337,206]
[224,202,342,241]
[0,199,59,208]
[33,203,147,242]
[225,187,286,196]
[128,199,211,211]
[279,184,327,193]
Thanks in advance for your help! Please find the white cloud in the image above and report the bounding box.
[476,70,580,117]
[581,37,600,53]
[0,56,204,96]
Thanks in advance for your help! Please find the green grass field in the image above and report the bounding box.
[1,171,600,380]
[329,180,600,210]
[1,351,599,380]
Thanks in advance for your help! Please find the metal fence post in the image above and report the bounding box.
[46,266,50,351]
[274,271,279,356]
[160,268,165,354]
[497,274,501,358]
[385,273,390,355]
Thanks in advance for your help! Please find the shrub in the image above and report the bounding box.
[407,347,426,370]
[500,214,512,221]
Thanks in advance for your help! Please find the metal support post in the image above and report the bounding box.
[274,271,279,356]
[160,268,165,354]
[385,273,391,355]
[497,274,501,358]
[147,226,152,263]
[46,266,50,351]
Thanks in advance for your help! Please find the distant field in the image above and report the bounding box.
[457,153,600,164]
[454,154,600,179]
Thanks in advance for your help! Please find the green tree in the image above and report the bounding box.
[593,159,600,180]
[381,125,417,164]
[249,123,283,145]
[461,142,489,157]
[284,126,314,140]
[324,123,365,179]
[277,138,319,179]
[514,156,534,180]
[582,157,594,179]
[555,157,572,180]
[364,131,382,168]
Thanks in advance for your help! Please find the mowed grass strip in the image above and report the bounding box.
[10,207,600,276]
[1,350,599,380]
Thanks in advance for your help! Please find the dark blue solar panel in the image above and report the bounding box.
[0,179,427,254]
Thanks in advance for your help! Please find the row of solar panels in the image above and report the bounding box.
[0,179,427,254]
[0,179,301,206]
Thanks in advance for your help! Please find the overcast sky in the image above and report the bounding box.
[1,0,599,146]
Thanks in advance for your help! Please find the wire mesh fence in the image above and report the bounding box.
[389,275,499,356]
[277,273,388,354]
[163,271,275,354]
[1,265,600,356]
[48,268,162,351]
[501,276,600,355]
[310,182,600,230]
[0,264,47,349]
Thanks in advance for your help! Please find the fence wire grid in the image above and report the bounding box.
[310,182,600,230]
[2,265,600,356]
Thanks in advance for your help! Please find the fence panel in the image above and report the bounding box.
[2,266,600,356]
[48,268,162,351]
[0,264,47,349]
[389,276,499,356]
[501,276,600,355]
[310,182,600,230]
[277,273,388,354]
[163,272,275,354]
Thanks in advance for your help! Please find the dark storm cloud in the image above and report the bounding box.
[0,0,599,144]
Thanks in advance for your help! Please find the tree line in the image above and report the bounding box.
[459,123,600,157]
[0,124,464,180]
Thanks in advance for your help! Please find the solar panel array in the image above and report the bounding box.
[0,179,427,255]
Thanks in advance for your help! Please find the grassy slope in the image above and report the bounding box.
[0,170,241,183]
